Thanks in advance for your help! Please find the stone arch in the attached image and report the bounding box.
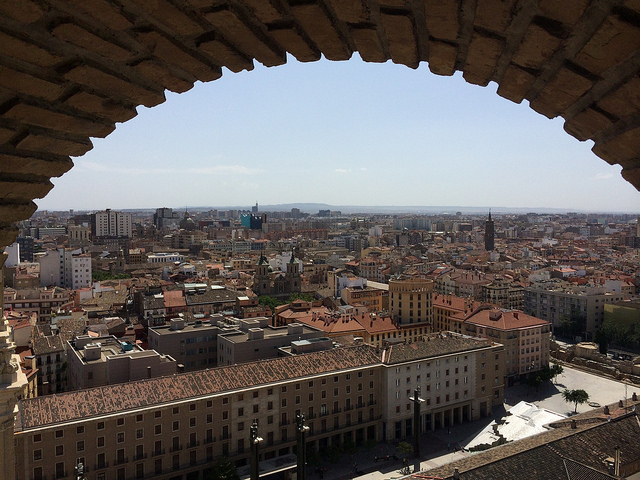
[1,0,640,247]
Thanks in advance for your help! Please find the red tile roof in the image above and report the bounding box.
[17,345,381,430]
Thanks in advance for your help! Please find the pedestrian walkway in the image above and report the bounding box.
[306,410,506,480]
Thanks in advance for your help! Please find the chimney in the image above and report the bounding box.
[633,392,638,401]
[147,366,151,379]
[178,364,185,373]
[453,468,460,480]
[604,405,610,415]
[615,446,620,477]
[571,419,576,429]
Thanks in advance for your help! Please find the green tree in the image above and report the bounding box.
[562,389,589,413]
[550,362,563,384]
[287,292,315,303]
[594,328,609,354]
[258,295,282,310]
[204,457,239,480]
[397,441,413,456]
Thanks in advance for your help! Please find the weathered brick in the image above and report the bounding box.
[0,153,73,177]
[381,13,419,68]
[291,4,352,61]
[0,201,37,224]
[564,108,613,142]
[268,27,320,63]
[0,31,63,67]
[16,132,93,157]
[0,178,53,200]
[427,41,457,76]
[597,77,640,119]
[576,15,640,75]
[198,38,254,73]
[66,0,133,31]
[0,0,44,24]
[241,0,284,25]
[463,32,504,86]
[131,60,195,94]
[530,66,593,118]
[497,64,536,103]
[621,166,640,187]
[4,103,114,138]
[138,31,222,82]
[475,0,516,34]
[328,0,370,24]
[0,228,19,249]
[52,24,133,62]
[129,0,205,36]
[63,64,166,108]
[64,91,138,123]
[593,127,640,165]
[538,0,589,26]
[0,127,17,144]
[424,0,460,42]
[351,27,386,63]
[204,8,285,67]
[0,66,65,102]
[512,24,562,70]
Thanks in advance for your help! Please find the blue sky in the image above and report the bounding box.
[36,55,640,213]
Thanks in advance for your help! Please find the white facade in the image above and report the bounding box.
[67,251,92,289]
[3,243,20,267]
[94,209,132,237]
[147,252,185,263]
[36,248,92,289]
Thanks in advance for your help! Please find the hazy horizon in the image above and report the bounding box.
[35,56,640,214]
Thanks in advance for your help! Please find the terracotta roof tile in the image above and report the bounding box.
[17,345,381,430]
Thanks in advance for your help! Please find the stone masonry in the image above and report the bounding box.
[0,0,639,249]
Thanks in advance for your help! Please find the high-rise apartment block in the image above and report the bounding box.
[92,209,132,238]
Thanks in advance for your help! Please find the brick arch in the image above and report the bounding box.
[1,1,640,247]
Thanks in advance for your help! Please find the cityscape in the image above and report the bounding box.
[3,1,640,480]
[2,204,640,480]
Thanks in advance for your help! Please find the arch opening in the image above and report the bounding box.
[37,57,638,213]
[0,0,640,247]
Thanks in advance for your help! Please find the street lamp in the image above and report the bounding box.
[250,419,263,480]
[296,413,310,480]
[409,386,425,458]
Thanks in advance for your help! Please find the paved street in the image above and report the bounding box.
[304,366,640,480]
[504,365,637,416]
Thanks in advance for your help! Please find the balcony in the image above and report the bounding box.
[367,400,377,406]
[170,445,183,453]
[134,453,147,461]
[152,449,165,457]
[188,441,200,448]
[114,457,128,466]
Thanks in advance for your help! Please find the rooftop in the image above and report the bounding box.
[17,345,380,430]
[382,332,495,364]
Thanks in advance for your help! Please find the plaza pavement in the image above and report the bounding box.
[304,366,639,480]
